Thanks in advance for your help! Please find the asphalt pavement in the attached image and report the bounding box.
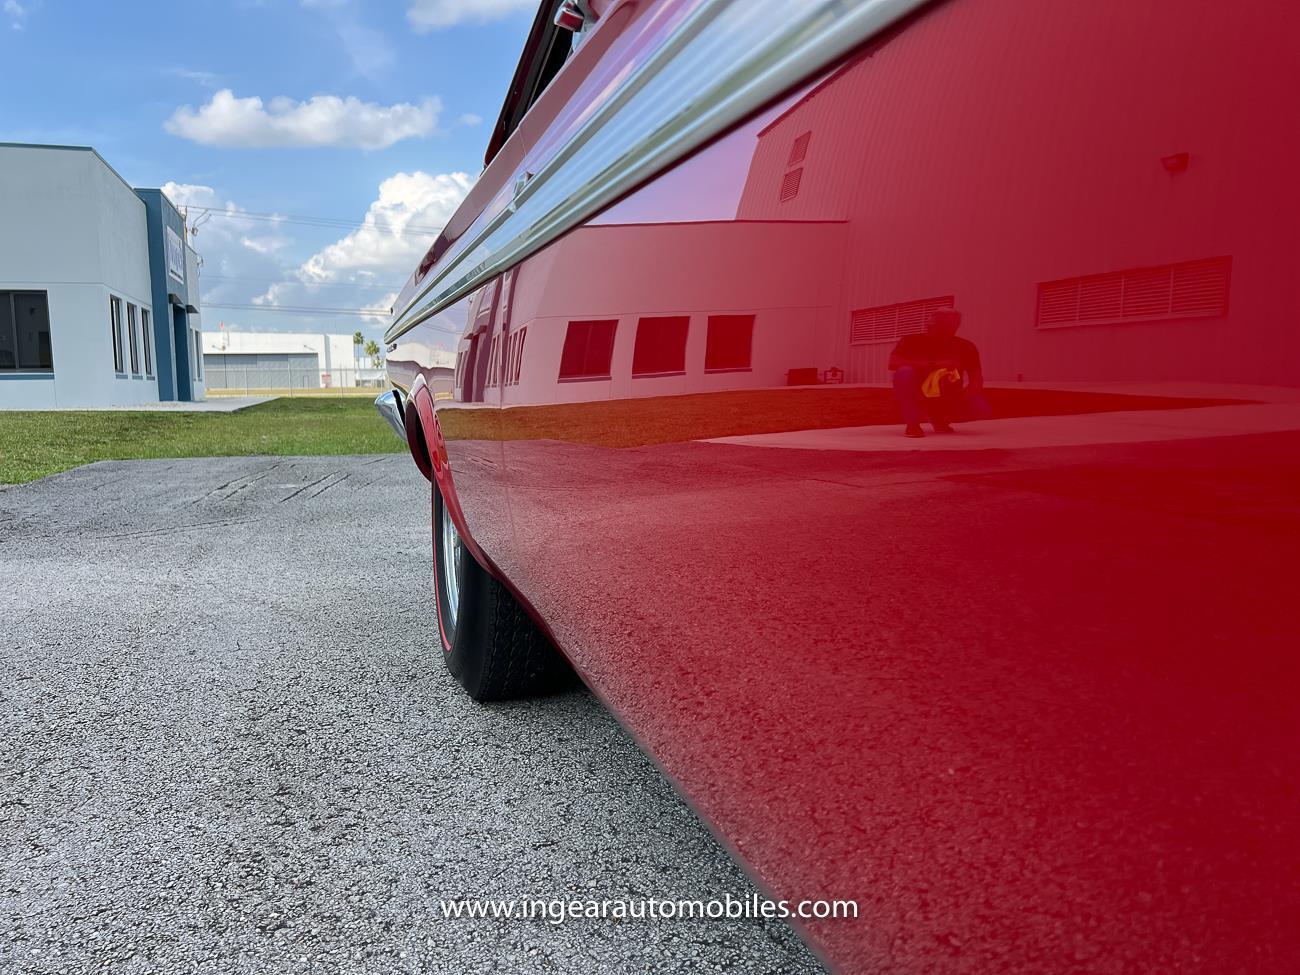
[0,457,825,975]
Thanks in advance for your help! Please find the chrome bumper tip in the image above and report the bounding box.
[375,389,406,442]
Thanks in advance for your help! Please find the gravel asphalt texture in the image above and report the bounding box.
[0,457,825,975]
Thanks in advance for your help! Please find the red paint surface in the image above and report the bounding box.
[393,1,1300,970]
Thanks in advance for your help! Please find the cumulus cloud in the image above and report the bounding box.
[161,173,473,338]
[164,89,439,149]
[407,0,535,31]
[298,171,473,284]
[253,171,473,317]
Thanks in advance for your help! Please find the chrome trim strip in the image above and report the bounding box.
[386,0,930,344]
[375,390,406,442]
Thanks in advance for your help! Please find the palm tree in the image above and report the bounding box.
[364,339,381,369]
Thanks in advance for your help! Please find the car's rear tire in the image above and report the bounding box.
[432,483,572,701]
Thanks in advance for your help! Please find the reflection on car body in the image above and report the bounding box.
[380,1,1300,971]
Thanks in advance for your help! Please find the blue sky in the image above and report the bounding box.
[0,0,537,341]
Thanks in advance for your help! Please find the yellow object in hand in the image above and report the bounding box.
[922,368,962,398]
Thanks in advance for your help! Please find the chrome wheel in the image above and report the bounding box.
[440,503,462,630]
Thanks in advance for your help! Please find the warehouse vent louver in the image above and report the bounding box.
[779,168,803,202]
[788,131,812,167]
[850,295,955,345]
[1036,256,1232,328]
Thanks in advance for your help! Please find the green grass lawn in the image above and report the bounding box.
[0,398,402,485]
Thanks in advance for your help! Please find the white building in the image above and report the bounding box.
[0,143,205,409]
[202,330,382,390]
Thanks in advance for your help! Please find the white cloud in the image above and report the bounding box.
[298,0,395,80]
[458,112,483,126]
[253,170,472,321]
[335,21,395,78]
[162,181,293,258]
[296,171,473,284]
[168,67,220,89]
[164,89,439,149]
[407,0,534,31]
[4,0,27,29]
[162,174,472,338]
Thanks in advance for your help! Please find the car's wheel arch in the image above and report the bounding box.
[401,375,496,589]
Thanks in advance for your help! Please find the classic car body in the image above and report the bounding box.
[380,1,1300,970]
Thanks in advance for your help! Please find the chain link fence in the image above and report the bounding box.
[204,364,387,397]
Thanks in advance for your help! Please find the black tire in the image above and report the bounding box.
[432,483,573,701]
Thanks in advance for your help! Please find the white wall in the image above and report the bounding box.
[0,145,158,408]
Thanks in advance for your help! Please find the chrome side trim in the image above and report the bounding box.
[375,389,406,442]
[386,0,930,345]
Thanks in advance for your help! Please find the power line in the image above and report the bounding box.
[203,274,399,292]
[205,302,390,319]
[181,205,444,237]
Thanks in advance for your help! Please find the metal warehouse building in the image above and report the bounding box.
[0,143,205,409]
[202,330,384,390]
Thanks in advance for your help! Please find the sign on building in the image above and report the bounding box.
[166,226,186,285]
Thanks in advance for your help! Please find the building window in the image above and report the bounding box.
[0,290,53,371]
[850,295,955,345]
[142,309,153,376]
[705,314,754,372]
[127,304,140,375]
[1036,256,1232,329]
[558,319,617,381]
[193,329,203,380]
[109,296,125,373]
[632,316,689,376]
[503,325,527,386]
[485,334,501,387]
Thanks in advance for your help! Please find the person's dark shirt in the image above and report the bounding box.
[892,333,981,375]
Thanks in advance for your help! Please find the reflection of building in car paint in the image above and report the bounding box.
[471,227,1250,409]
[442,0,1297,413]
[384,336,456,397]
[483,219,849,406]
[731,41,1279,389]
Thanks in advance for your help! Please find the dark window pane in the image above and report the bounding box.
[0,293,15,370]
[127,304,140,374]
[13,292,51,370]
[558,319,617,380]
[142,310,153,375]
[110,297,124,373]
[632,316,689,376]
[705,314,754,371]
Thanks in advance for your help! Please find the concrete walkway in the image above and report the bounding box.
[106,395,278,412]
[707,403,1300,453]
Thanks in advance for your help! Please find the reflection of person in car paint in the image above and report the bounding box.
[888,308,992,438]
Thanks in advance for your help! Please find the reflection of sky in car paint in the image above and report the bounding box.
[591,104,784,226]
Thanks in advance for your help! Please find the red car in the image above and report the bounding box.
[377,1,1300,971]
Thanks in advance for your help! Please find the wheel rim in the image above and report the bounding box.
[440,502,462,631]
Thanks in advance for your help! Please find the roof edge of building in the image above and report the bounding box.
[0,141,143,204]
